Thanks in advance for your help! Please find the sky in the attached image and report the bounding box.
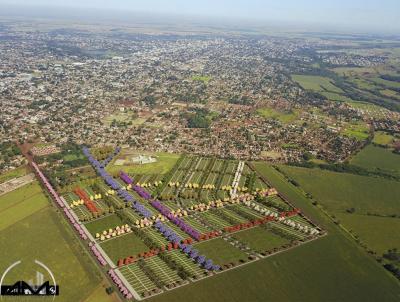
[1,0,400,33]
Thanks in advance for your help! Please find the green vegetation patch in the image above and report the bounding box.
[84,214,124,236]
[0,165,27,183]
[336,213,400,255]
[342,121,370,140]
[192,75,212,83]
[373,131,396,146]
[100,232,149,263]
[257,107,299,124]
[0,207,100,302]
[292,75,343,93]
[351,145,400,175]
[0,181,49,231]
[277,165,400,216]
[194,238,248,265]
[232,227,290,252]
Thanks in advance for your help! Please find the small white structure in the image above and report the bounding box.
[130,155,157,165]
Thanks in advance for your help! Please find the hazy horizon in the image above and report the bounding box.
[0,0,400,34]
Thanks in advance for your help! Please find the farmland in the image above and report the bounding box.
[0,196,104,302]
[276,165,400,216]
[292,75,343,93]
[350,144,400,175]
[0,181,49,231]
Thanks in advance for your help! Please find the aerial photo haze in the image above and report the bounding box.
[0,0,399,301]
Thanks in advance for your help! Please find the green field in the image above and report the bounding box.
[257,107,299,124]
[100,232,149,263]
[0,207,102,302]
[342,121,370,140]
[335,213,400,255]
[371,77,400,89]
[102,111,146,126]
[107,151,181,175]
[320,91,353,102]
[0,181,49,231]
[351,145,400,175]
[84,214,124,236]
[192,75,212,83]
[232,227,290,252]
[194,238,248,265]
[0,165,28,183]
[277,165,400,216]
[373,131,396,146]
[292,75,343,93]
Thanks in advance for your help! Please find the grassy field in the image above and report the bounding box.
[0,207,101,302]
[342,121,370,140]
[0,165,28,183]
[373,131,396,146]
[192,75,212,83]
[277,165,400,216]
[107,150,181,175]
[351,145,400,175]
[0,181,49,231]
[85,283,118,302]
[102,111,146,126]
[257,107,299,124]
[99,232,149,263]
[320,91,353,102]
[335,213,400,255]
[194,238,248,265]
[232,227,289,252]
[292,75,343,93]
[84,214,124,236]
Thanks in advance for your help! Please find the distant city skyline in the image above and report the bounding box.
[0,0,399,33]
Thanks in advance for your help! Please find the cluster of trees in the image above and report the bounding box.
[380,74,400,83]
[0,142,21,162]
[227,96,253,106]
[286,161,400,181]
[141,95,156,108]
[187,111,211,129]
[382,249,400,280]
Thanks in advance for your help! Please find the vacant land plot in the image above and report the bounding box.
[0,181,49,231]
[232,227,289,252]
[194,238,248,265]
[100,232,149,263]
[373,131,396,146]
[257,107,299,124]
[84,214,124,236]
[192,75,212,83]
[292,75,343,93]
[278,165,400,216]
[351,145,400,175]
[342,121,370,140]
[0,165,28,183]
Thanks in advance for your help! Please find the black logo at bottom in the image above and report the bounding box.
[1,281,59,296]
